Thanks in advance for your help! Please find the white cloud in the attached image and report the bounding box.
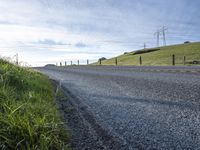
[0,0,199,66]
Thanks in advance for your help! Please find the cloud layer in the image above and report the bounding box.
[0,0,199,66]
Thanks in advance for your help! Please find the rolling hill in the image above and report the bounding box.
[93,42,200,66]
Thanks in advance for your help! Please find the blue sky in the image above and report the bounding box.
[0,0,199,66]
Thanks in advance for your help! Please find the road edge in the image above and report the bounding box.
[53,79,130,150]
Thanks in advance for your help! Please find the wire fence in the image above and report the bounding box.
[54,54,200,67]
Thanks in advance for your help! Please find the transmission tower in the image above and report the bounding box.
[154,30,160,47]
[154,26,168,47]
[144,43,146,49]
[160,26,168,46]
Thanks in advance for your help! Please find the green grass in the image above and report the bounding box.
[0,59,70,150]
[93,42,200,66]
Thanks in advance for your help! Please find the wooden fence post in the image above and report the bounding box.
[139,56,142,66]
[71,61,72,65]
[115,58,118,65]
[87,59,89,65]
[172,54,175,66]
[77,60,79,65]
[183,56,186,65]
[99,59,101,65]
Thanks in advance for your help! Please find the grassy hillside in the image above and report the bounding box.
[94,42,200,66]
[0,59,70,149]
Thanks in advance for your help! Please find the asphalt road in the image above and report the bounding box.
[38,66,200,150]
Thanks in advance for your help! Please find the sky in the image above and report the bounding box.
[0,0,199,66]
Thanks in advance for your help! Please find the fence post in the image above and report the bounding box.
[87,59,89,65]
[172,54,175,66]
[77,60,79,65]
[115,58,118,65]
[60,62,62,66]
[16,53,19,65]
[139,56,142,66]
[65,61,67,66]
[99,59,101,65]
[183,56,186,65]
[71,61,72,65]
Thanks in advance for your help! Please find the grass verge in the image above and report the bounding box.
[0,59,70,150]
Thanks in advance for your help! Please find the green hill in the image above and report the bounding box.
[94,42,200,66]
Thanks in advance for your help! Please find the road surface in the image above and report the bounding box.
[38,66,200,150]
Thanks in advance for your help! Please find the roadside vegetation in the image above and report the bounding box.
[93,42,200,66]
[0,59,70,149]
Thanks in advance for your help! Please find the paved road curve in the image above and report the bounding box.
[38,66,200,149]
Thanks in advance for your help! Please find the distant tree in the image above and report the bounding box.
[99,57,107,61]
[184,41,191,44]
[45,64,56,67]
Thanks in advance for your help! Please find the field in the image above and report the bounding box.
[0,59,70,150]
[94,42,200,66]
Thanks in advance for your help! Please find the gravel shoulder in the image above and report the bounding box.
[55,80,128,150]
[38,66,200,150]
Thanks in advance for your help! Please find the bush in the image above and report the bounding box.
[98,57,107,61]
[184,41,191,44]
[133,48,160,55]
